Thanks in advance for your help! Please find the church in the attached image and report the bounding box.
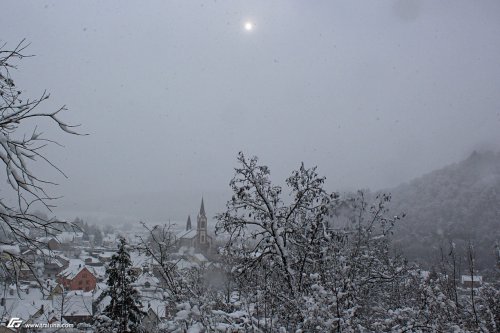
[176,198,213,255]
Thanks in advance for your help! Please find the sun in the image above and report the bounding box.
[244,21,254,31]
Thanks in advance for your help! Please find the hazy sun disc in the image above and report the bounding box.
[244,21,254,31]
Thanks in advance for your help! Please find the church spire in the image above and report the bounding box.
[186,215,192,231]
[199,197,206,218]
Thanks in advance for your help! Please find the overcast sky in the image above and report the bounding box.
[2,0,500,225]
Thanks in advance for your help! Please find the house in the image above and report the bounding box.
[43,257,66,279]
[57,262,97,292]
[51,231,83,257]
[0,285,50,332]
[0,285,93,328]
[54,253,70,267]
[142,300,168,332]
[80,254,104,268]
[98,251,115,263]
[20,248,38,263]
[36,236,61,250]
[20,249,70,279]
[0,301,48,332]
[55,231,84,245]
[461,275,483,289]
[134,272,160,290]
[129,252,152,277]
[133,272,164,300]
[102,234,118,249]
[51,291,93,325]
[47,283,64,299]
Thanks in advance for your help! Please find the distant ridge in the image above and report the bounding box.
[387,151,500,270]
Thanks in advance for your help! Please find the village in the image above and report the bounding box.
[0,199,220,332]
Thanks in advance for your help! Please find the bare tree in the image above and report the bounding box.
[0,40,82,285]
[215,153,335,297]
[215,153,410,331]
[136,222,183,299]
[466,242,481,329]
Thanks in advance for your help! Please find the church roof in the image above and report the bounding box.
[177,229,197,240]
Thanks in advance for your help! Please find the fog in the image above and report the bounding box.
[2,0,500,223]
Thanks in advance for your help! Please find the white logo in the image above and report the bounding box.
[7,317,23,328]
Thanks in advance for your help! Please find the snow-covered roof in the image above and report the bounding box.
[130,252,151,268]
[143,299,166,318]
[99,252,115,258]
[461,275,483,283]
[419,270,430,279]
[96,295,111,313]
[177,229,197,240]
[192,253,208,263]
[58,259,101,280]
[0,286,48,323]
[5,292,93,323]
[54,252,70,262]
[2,299,49,322]
[55,231,78,243]
[174,258,197,270]
[134,272,159,288]
[92,282,108,301]
[177,245,195,256]
[90,266,106,279]
[1,284,45,302]
[0,244,20,255]
[45,258,64,267]
[69,258,85,267]
[79,255,101,264]
[52,291,93,317]
[58,265,87,280]
[36,236,60,244]
[37,248,54,256]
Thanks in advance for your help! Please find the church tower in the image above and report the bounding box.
[177,197,212,255]
[197,197,208,246]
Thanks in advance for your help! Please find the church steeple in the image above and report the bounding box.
[198,197,206,218]
[186,215,192,231]
[197,197,207,246]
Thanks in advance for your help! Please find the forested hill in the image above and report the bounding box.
[387,151,500,270]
